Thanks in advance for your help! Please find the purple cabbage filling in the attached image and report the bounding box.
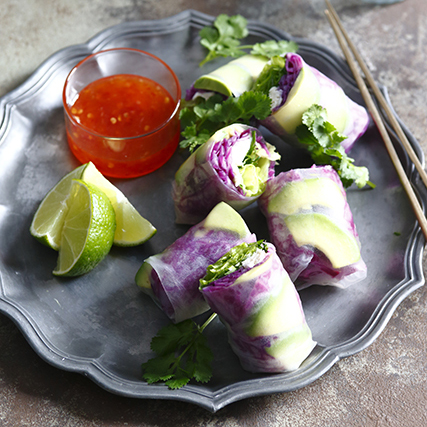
[185,85,196,101]
[185,84,227,101]
[209,128,274,196]
[272,53,303,112]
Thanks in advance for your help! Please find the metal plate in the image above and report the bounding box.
[0,10,425,413]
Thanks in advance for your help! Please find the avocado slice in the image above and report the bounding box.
[270,64,320,134]
[284,213,360,268]
[194,55,268,97]
[265,324,315,370]
[316,79,349,134]
[246,259,305,338]
[201,202,251,237]
[268,177,345,215]
[270,65,350,135]
[135,261,153,290]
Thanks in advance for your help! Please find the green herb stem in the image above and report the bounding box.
[199,312,218,333]
[169,312,217,373]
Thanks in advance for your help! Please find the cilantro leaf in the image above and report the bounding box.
[142,354,175,384]
[150,318,194,355]
[199,14,249,66]
[180,124,212,152]
[251,55,287,95]
[141,315,216,389]
[198,14,299,66]
[243,131,259,166]
[179,92,271,152]
[295,105,375,189]
[235,91,272,121]
[250,40,299,58]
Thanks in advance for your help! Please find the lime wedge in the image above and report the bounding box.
[30,164,89,250]
[81,162,157,246]
[53,179,116,277]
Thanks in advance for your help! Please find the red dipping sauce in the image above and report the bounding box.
[63,49,181,178]
[71,74,175,138]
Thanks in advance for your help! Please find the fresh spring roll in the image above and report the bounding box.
[186,54,269,100]
[135,202,256,323]
[258,165,367,289]
[199,241,316,373]
[261,52,369,152]
[172,124,280,225]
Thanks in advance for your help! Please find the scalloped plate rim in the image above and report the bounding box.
[0,10,425,413]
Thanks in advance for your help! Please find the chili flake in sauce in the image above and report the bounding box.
[70,74,175,138]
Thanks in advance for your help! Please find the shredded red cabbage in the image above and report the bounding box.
[273,53,303,111]
[209,128,274,195]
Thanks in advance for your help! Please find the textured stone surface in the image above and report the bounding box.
[1,0,427,425]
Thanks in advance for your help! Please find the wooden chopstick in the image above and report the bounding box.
[324,0,427,241]
[325,0,427,190]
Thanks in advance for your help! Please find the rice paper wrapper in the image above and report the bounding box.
[135,202,256,323]
[258,165,367,289]
[172,124,279,225]
[200,243,316,373]
[261,52,369,153]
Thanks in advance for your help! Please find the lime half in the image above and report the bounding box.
[30,164,89,250]
[53,179,116,277]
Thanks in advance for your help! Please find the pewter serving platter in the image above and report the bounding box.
[0,10,425,412]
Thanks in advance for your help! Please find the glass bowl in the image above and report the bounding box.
[63,48,181,178]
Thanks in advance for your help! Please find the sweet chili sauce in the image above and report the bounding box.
[65,74,180,178]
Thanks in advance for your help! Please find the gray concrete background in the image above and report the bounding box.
[1,0,427,426]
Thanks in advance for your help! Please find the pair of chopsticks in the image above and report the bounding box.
[324,0,427,241]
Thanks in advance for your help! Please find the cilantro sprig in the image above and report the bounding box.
[200,240,268,289]
[251,55,287,95]
[251,40,299,58]
[199,14,298,66]
[179,92,272,152]
[142,313,216,389]
[243,131,260,166]
[295,105,375,189]
[199,14,249,66]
